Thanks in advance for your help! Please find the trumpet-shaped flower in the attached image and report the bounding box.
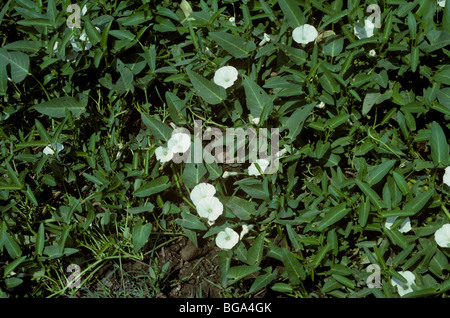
[438,0,446,7]
[43,142,64,156]
[292,24,318,45]
[213,66,238,89]
[196,196,223,222]
[215,227,239,250]
[390,271,416,297]
[248,158,270,176]
[168,132,191,154]
[190,183,217,206]
[385,216,412,233]
[435,224,450,248]
[155,146,173,163]
[443,166,450,187]
[354,18,375,39]
[239,224,253,240]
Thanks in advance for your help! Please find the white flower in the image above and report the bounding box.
[196,196,223,222]
[190,183,216,206]
[435,224,450,248]
[390,271,416,297]
[369,49,376,57]
[213,66,238,89]
[43,142,64,156]
[354,18,375,39]
[316,101,326,109]
[229,17,236,26]
[438,0,446,7]
[251,117,260,125]
[385,216,412,233]
[168,132,191,154]
[248,158,270,176]
[215,227,239,250]
[222,171,238,178]
[259,33,271,46]
[239,224,253,240]
[443,166,450,187]
[155,146,173,163]
[292,24,318,45]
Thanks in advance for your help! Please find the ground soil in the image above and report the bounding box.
[85,237,223,298]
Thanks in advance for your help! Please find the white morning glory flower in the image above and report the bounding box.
[43,142,64,156]
[155,146,173,163]
[196,196,223,222]
[354,18,375,39]
[248,158,270,176]
[435,224,450,248]
[259,33,271,46]
[369,49,376,57]
[213,66,238,89]
[390,271,416,297]
[438,0,446,7]
[190,182,217,207]
[215,227,239,250]
[443,166,450,187]
[168,132,191,154]
[385,216,412,233]
[316,101,326,109]
[239,224,253,240]
[292,24,318,45]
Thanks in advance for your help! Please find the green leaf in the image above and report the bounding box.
[3,232,22,259]
[182,163,207,189]
[323,35,344,57]
[166,91,186,124]
[392,171,410,195]
[33,96,86,118]
[0,49,29,83]
[282,249,306,284]
[187,69,226,105]
[227,265,261,284]
[444,2,450,34]
[209,31,256,59]
[367,160,396,186]
[84,18,101,46]
[434,66,450,85]
[0,0,11,26]
[246,232,265,266]
[220,196,256,221]
[437,87,450,109]
[242,75,273,121]
[249,269,278,294]
[402,189,434,216]
[286,103,315,140]
[410,46,420,73]
[359,196,370,227]
[318,203,352,231]
[430,121,449,166]
[355,179,386,210]
[277,0,305,28]
[133,176,171,197]
[176,212,207,231]
[141,113,173,142]
[3,256,26,277]
[132,222,152,253]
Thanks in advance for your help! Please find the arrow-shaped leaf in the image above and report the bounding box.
[318,203,352,231]
[133,176,171,197]
[430,121,449,166]
[187,69,226,105]
[33,96,86,118]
